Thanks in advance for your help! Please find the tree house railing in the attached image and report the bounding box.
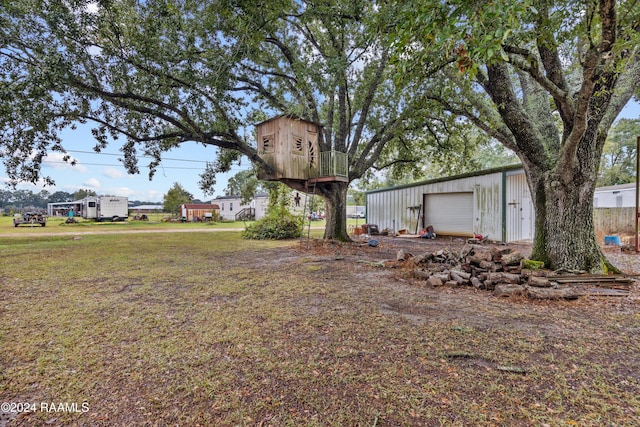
[315,150,348,179]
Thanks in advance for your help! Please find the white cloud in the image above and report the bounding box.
[103,167,126,179]
[82,178,101,188]
[43,152,88,173]
[141,189,166,201]
[108,186,136,197]
[95,187,164,201]
[1,177,52,192]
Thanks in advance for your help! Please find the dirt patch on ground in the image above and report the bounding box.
[292,235,640,338]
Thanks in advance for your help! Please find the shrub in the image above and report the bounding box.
[241,213,303,240]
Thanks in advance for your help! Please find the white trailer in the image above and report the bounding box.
[81,196,129,221]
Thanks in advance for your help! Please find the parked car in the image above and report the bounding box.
[13,212,47,227]
[308,212,325,221]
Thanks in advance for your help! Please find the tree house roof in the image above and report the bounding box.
[255,114,324,129]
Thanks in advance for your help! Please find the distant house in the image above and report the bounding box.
[214,191,313,221]
[180,203,220,222]
[594,183,637,208]
[214,193,269,221]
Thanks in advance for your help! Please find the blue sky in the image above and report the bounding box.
[2,125,253,203]
[2,101,639,203]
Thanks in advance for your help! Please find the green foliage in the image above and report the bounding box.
[163,182,193,215]
[598,119,640,186]
[224,169,262,205]
[474,140,520,170]
[199,149,245,197]
[264,182,292,216]
[73,189,97,200]
[241,212,302,240]
[48,191,74,203]
[347,188,365,206]
[242,182,302,239]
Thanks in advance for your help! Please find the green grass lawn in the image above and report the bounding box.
[0,214,368,236]
[1,230,638,426]
[0,214,256,233]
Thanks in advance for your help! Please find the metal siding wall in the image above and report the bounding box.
[367,192,382,229]
[366,184,426,233]
[376,192,383,229]
[366,172,506,238]
[594,189,636,208]
[404,185,422,233]
[472,174,502,240]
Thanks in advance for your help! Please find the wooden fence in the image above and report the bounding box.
[593,207,638,234]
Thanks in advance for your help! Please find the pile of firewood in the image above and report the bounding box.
[401,245,634,299]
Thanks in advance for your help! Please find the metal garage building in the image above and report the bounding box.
[365,165,535,242]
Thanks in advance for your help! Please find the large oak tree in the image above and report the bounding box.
[1,0,462,241]
[390,0,640,271]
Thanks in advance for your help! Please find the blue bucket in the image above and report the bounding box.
[604,235,621,246]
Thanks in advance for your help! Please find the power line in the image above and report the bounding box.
[42,160,250,172]
[43,160,205,170]
[64,149,211,164]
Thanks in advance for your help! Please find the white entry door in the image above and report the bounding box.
[521,197,533,240]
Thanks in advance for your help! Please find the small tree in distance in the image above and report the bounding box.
[73,189,97,201]
[598,119,640,187]
[224,169,262,205]
[163,183,193,216]
[241,182,302,240]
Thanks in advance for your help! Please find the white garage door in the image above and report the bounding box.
[423,192,474,235]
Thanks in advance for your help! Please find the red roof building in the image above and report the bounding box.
[180,204,220,222]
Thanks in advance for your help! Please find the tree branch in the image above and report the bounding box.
[532,3,574,127]
[349,47,390,159]
[558,0,618,175]
[265,35,319,119]
[484,63,548,168]
[372,158,419,170]
[503,44,573,123]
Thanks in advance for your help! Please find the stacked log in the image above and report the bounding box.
[407,244,633,299]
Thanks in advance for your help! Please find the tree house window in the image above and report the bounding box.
[261,134,275,153]
[308,139,316,167]
[292,135,304,154]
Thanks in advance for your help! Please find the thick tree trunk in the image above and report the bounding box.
[528,168,605,272]
[319,181,351,241]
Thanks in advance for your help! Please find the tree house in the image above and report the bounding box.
[256,115,348,186]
